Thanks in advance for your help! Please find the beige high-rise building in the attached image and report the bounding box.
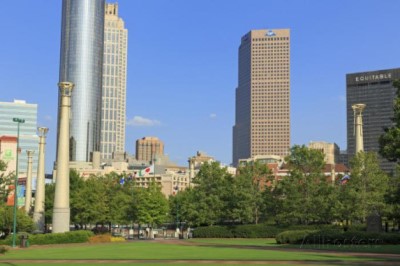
[136,137,164,163]
[232,29,290,165]
[101,3,128,160]
[308,141,340,165]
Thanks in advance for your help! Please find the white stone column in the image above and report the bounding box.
[33,127,48,232]
[352,103,366,153]
[24,150,34,213]
[188,157,195,187]
[52,82,74,233]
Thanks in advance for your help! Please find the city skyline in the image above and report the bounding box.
[1,1,400,172]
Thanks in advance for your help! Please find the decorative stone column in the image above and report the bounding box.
[24,150,34,213]
[188,157,195,187]
[352,103,366,153]
[52,81,74,233]
[33,127,49,232]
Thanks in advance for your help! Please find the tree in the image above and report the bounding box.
[0,160,13,203]
[44,182,55,227]
[235,161,273,224]
[379,79,400,228]
[275,145,335,225]
[134,181,169,228]
[0,204,35,237]
[190,161,232,225]
[379,80,400,163]
[346,152,389,222]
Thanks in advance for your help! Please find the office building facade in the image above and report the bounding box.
[347,68,400,174]
[58,0,105,162]
[0,100,39,179]
[101,3,128,160]
[233,29,290,165]
[308,141,340,165]
[136,137,164,163]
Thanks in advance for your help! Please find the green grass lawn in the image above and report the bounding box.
[0,239,398,265]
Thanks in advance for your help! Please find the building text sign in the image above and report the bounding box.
[355,73,392,82]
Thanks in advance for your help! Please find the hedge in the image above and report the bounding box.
[276,229,400,245]
[0,230,94,246]
[192,224,341,238]
[192,226,234,238]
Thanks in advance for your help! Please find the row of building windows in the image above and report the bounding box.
[252,37,289,41]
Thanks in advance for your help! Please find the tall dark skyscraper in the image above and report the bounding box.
[58,0,105,162]
[232,29,290,166]
[347,68,400,174]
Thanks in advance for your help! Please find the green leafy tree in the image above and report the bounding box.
[190,161,232,225]
[379,80,400,163]
[384,165,400,228]
[0,204,35,237]
[234,161,273,224]
[0,160,13,203]
[347,152,389,222]
[44,182,55,227]
[134,181,169,227]
[275,145,335,225]
[379,79,400,227]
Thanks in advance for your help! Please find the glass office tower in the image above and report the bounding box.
[347,68,400,175]
[58,0,105,162]
[0,100,39,180]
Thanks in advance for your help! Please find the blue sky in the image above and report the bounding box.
[1,0,400,173]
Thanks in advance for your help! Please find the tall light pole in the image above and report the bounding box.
[53,81,74,233]
[33,127,49,232]
[12,117,25,248]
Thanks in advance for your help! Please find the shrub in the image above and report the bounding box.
[191,224,340,239]
[0,230,93,246]
[276,229,400,245]
[276,230,318,244]
[0,245,8,254]
[192,226,234,238]
[111,236,126,242]
[89,234,111,243]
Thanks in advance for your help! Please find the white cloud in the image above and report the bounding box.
[127,116,161,127]
[210,113,217,119]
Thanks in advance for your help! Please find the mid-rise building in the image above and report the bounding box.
[347,68,400,174]
[101,3,128,160]
[308,141,340,165]
[232,29,290,166]
[58,0,105,162]
[135,137,164,163]
[0,100,39,179]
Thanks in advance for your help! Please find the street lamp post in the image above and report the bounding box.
[12,117,25,248]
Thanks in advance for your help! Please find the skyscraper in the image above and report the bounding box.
[101,3,128,160]
[232,29,290,165]
[0,100,39,179]
[136,137,164,163]
[58,0,105,162]
[346,68,400,174]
